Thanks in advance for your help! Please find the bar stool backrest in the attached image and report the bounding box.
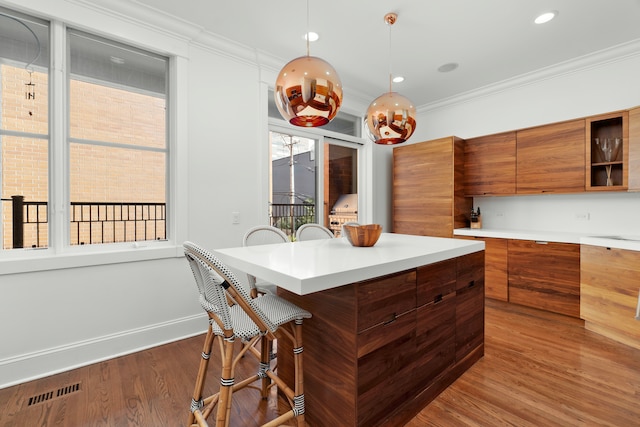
[295,223,335,241]
[184,241,276,334]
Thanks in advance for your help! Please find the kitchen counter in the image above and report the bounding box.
[454,228,640,251]
[214,232,484,295]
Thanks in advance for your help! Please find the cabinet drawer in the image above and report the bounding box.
[456,280,484,361]
[457,251,485,291]
[415,293,456,387]
[508,240,580,317]
[357,309,415,358]
[357,270,416,333]
[357,330,415,427]
[417,259,456,306]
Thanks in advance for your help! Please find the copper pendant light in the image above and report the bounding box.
[366,13,417,145]
[274,1,343,127]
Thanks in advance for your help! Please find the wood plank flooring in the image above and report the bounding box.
[1,299,639,426]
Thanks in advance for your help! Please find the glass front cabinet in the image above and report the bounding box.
[585,111,629,190]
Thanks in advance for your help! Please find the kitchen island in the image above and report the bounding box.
[214,233,485,427]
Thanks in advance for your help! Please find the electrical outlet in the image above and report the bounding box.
[232,211,240,224]
[495,212,505,218]
[575,212,590,221]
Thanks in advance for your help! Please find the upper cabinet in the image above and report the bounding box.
[393,137,471,238]
[464,131,516,196]
[628,106,640,191]
[585,111,629,191]
[516,119,585,194]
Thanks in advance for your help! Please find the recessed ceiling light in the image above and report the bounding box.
[392,76,405,83]
[534,11,558,24]
[304,32,319,42]
[437,62,459,73]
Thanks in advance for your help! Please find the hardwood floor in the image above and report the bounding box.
[1,299,639,426]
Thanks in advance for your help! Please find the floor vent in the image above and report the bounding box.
[27,382,81,407]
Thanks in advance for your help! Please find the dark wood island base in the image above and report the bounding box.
[277,250,485,427]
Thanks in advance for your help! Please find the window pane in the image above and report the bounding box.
[68,29,167,245]
[325,143,358,236]
[1,136,49,249]
[1,9,49,250]
[269,131,316,237]
[69,79,166,149]
[268,89,361,137]
[1,66,48,134]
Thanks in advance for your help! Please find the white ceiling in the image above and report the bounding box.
[79,1,640,109]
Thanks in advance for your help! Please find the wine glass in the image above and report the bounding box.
[598,138,622,185]
[599,138,622,162]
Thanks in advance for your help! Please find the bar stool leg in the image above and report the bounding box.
[216,332,236,427]
[293,319,306,426]
[259,335,272,399]
[188,324,215,426]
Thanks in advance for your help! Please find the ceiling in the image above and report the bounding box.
[127,0,640,110]
[4,0,640,111]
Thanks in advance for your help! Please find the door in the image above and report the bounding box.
[269,130,360,237]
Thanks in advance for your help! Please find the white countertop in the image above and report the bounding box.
[454,228,640,251]
[213,233,485,295]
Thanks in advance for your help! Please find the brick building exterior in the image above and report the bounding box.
[1,64,166,248]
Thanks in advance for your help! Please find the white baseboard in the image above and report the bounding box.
[0,313,207,389]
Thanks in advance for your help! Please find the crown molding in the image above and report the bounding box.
[418,38,640,113]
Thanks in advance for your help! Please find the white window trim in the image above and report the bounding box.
[0,20,188,275]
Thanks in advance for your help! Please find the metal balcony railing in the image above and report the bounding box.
[270,203,315,237]
[1,196,166,249]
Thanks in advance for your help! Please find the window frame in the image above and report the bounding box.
[0,14,185,275]
[267,117,372,229]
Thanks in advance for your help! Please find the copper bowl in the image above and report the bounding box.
[343,224,383,247]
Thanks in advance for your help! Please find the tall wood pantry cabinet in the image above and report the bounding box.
[393,136,471,237]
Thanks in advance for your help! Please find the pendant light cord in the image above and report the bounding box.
[306,0,310,57]
[388,20,392,94]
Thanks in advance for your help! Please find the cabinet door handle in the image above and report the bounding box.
[434,294,443,304]
[535,241,548,245]
[383,313,397,326]
[467,280,475,288]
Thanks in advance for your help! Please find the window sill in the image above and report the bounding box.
[0,243,183,275]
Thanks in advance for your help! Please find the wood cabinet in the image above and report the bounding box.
[516,119,585,194]
[508,240,581,317]
[457,236,508,301]
[393,136,471,237]
[628,106,640,190]
[455,251,485,361]
[580,245,640,351]
[585,111,629,190]
[414,259,456,395]
[277,252,484,427]
[464,131,516,196]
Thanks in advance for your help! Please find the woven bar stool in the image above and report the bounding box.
[242,225,290,297]
[183,241,311,427]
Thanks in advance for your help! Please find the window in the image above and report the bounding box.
[1,7,169,254]
[0,8,49,250]
[268,90,364,237]
[67,30,168,246]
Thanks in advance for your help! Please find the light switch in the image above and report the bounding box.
[232,211,240,224]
